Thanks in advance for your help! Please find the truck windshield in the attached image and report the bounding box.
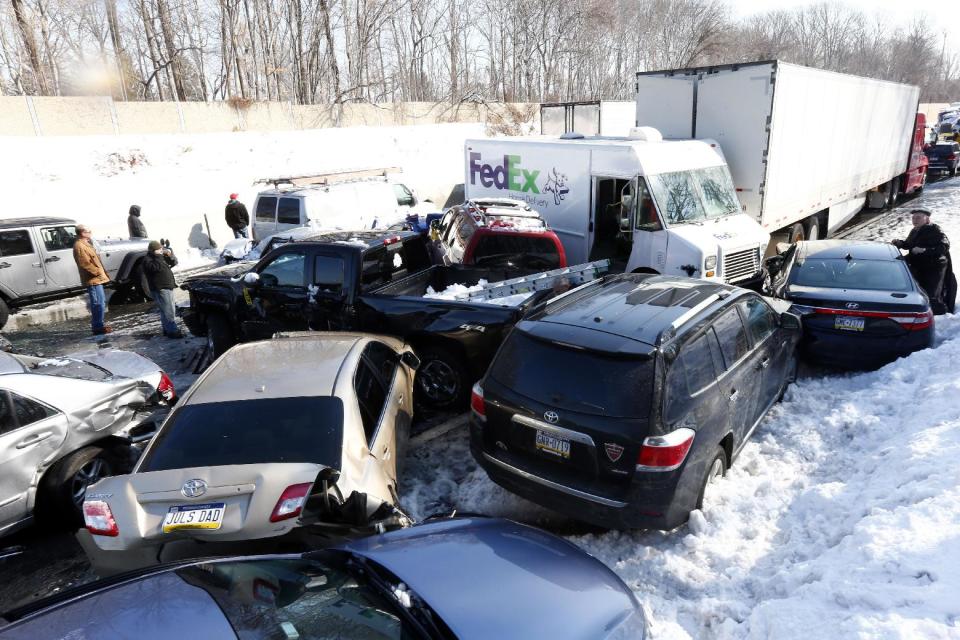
[649,166,740,225]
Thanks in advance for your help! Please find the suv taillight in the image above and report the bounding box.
[947,154,958,160]
[270,483,312,522]
[471,382,486,420]
[157,372,176,402]
[636,428,695,472]
[83,500,119,536]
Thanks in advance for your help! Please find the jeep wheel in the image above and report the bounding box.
[206,313,235,360]
[414,346,470,410]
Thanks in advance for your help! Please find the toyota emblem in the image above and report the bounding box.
[181,478,207,498]
[845,302,859,310]
[543,411,559,424]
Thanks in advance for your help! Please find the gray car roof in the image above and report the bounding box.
[187,336,363,404]
[0,217,74,230]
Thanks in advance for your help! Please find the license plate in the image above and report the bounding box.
[535,430,571,459]
[834,316,865,332]
[162,502,225,533]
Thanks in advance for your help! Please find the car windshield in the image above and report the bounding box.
[647,166,740,226]
[472,235,561,269]
[139,397,344,472]
[789,258,913,292]
[488,331,655,418]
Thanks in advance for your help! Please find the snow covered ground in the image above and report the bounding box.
[400,180,960,639]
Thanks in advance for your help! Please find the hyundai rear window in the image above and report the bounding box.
[489,332,654,417]
[472,235,561,269]
[790,258,913,291]
[139,397,344,471]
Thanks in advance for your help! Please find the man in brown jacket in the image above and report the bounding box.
[73,224,112,334]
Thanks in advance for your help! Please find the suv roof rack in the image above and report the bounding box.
[255,167,402,189]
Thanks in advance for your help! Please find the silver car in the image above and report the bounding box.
[0,350,174,536]
[79,332,419,575]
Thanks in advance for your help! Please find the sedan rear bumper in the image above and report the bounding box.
[800,326,933,369]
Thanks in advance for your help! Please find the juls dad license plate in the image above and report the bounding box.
[834,316,865,332]
[163,502,225,533]
[535,430,571,459]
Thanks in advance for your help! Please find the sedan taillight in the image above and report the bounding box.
[270,483,312,522]
[636,428,696,472]
[83,500,119,536]
[801,306,934,331]
[157,372,176,403]
[471,382,486,421]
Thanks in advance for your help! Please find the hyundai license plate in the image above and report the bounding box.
[535,430,571,459]
[834,316,865,332]
[163,502,225,533]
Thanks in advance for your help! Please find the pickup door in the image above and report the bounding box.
[239,249,312,340]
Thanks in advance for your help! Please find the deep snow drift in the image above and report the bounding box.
[401,181,960,639]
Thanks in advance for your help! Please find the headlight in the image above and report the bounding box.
[704,255,717,271]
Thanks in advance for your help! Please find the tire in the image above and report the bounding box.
[413,345,471,410]
[788,223,805,244]
[39,445,118,527]
[696,447,727,511]
[134,261,151,301]
[951,165,957,177]
[885,177,900,207]
[0,298,9,330]
[206,313,236,360]
[804,218,820,241]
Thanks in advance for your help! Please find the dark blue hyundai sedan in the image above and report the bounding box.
[766,240,934,369]
[0,517,645,639]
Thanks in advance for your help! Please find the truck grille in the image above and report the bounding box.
[723,247,761,283]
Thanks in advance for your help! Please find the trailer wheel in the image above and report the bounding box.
[804,219,821,241]
[788,223,805,243]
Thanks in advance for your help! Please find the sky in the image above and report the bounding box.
[731,0,959,50]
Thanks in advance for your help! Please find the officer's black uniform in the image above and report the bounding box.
[893,223,956,315]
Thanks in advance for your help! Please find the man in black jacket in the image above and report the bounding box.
[892,209,956,315]
[127,205,147,238]
[225,193,250,239]
[142,240,183,338]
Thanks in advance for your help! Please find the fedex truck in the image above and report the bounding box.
[464,132,771,285]
[635,60,927,246]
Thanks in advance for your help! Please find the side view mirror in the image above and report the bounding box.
[242,272,260,286]
[400,351,421,370]
[764,255,785,276]
[780,311,801,331]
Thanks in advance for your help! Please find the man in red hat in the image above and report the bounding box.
[225,193,250,239]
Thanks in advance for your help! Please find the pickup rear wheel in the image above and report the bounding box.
[414,346,470,410]
[206,313,235,360]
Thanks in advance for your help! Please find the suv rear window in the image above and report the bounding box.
[790,258,912,291]
[489,332,654,418]
[139,397,344,472]
[471,235,561,269]
[255,197,278,222]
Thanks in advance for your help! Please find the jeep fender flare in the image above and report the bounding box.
[116,250,149,284]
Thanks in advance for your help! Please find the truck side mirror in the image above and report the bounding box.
[619,180,637,233]
[780,311,801,331]
[242,272,260,287]
[400,351,421,370]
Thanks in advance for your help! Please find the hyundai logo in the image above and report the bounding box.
[543,411,559,424]
[181,479,207,498]
[845,302,860,310]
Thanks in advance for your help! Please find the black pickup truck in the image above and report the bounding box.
[180,230,549,409]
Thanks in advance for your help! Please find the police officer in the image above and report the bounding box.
[892,209,955,314]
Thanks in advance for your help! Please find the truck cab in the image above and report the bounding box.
[464,133,769,286]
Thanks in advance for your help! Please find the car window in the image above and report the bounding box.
[40,225,77,252]
[360,246,409,289]
[255,196,278,222]
[740,296,778,345]
[10,392,57,427]
[648,171,706,225]
[471,235,561,269]
[363,341,398,390]
[277,197,300,225]
[393,184,415,207]
[313,255,345,294]
[712,307,750,370]
[259,252,306,288]
[635,178,662,231]
[0,392,16,435]
[664,332,717,424]
[439,211,457,242]
[0,229,34,257]
[789,257,913,292]
[455,216,476,248]
[139,397,344,472]
[354,359,387,444]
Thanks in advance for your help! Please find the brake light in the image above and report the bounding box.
[270,483,312,522]
[948,154,958,160]
[636,428,695,472]
[157,372,176,402]
[383,235,402,245]
[83,500,119,536]
[471,382,486,420]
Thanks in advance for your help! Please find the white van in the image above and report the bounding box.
[464,132,770,285]
[251,178,424,240]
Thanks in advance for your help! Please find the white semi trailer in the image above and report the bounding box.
[635,60,926,247]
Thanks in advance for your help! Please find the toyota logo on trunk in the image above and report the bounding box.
[543,411,559,424]
[181,479,207,498]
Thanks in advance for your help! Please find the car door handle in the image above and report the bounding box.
[729,390,739,402]
[0,262,11,269]
[756,358,770,370]
[16,432,52,449]
[44,256,60,263]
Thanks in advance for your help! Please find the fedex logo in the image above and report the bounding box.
[468,153,540,193]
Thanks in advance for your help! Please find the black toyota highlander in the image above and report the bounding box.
[470,274,802,530]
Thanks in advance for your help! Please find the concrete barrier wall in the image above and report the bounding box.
[0,96,539,136]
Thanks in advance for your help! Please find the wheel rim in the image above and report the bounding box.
[71,457,110,507]
[417,359,459,404]
[702,457,724,506]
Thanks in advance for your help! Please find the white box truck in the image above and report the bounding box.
[635,60,926,245]
[541,101,637,137]
[464,133,771,285]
